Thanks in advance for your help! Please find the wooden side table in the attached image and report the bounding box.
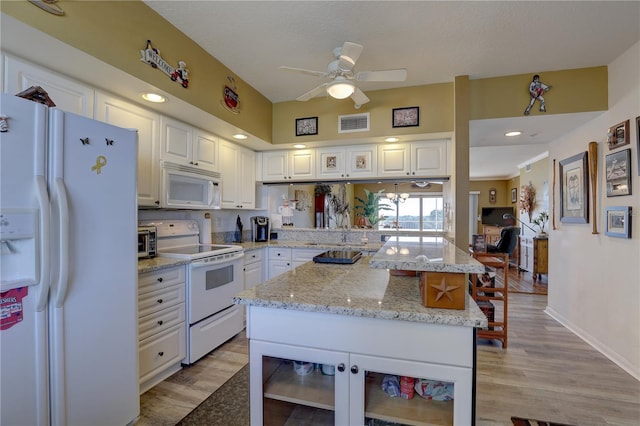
[533,237,548,282]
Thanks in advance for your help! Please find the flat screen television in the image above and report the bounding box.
[481,207,515,227]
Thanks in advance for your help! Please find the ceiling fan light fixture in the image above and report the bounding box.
[326,80,355,99]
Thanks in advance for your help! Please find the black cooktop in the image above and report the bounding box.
[313,250,362,264]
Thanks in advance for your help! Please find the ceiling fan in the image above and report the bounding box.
[279,42,407,108]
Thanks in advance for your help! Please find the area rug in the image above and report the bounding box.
[176,365,250,426]
[511,416,575,426]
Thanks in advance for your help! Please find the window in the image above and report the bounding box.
[378,194,444,232]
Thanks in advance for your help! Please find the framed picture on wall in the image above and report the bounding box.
[559,151,589,223]
[392,106,419,128]
[511,188,517,203]
[295,116,318,136]
[636,116,640,176]
[605,148,632,197]
[604,206,632,238]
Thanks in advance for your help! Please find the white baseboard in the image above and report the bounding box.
[544,306,639,381]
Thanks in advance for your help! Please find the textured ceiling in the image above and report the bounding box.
[144,1,640,179]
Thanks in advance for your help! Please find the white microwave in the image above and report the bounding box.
[161,162,221,210]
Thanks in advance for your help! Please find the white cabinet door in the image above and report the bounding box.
[239,147,256,209]
[219,140,255,209]
[345,144,377,178]
[262,151,288,181]
[3,54,94,117]
[193,129,218,172]
[377,143,411,177]
[289,149,315,180]
[411,140,448,177]
[95,91,160,207]
[244,261,263,290]
[160,116,193,165]
[317,147,346,179]
[349,353,472,425]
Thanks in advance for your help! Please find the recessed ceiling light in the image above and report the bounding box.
[232,134,248,140]
[505,131,522,137]
[293,144,306,149]
[384,137,399,143]
[141,93,166,103]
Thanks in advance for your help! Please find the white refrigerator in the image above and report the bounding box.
[0,93,139,425]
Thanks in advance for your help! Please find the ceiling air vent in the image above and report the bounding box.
[338,112,370,134]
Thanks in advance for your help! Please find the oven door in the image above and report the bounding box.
[187,253,244,324]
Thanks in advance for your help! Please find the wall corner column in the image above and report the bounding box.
[453,75,470,251]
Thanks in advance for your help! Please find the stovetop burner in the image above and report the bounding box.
[158,244,242,260]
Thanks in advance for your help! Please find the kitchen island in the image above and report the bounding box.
[233,239,486,426]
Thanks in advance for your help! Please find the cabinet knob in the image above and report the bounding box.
[337,363,345,372]
[157,299,163,304]
[350,365,359,374]
[157,320,163,325]
[155,200,160,205]
[158,351,164,357]
[194,162,199,166]
[189,161,194,165]
[157,277,163,282]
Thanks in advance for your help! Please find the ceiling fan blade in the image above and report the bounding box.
[337,42,363,71]
[351,87,370,107]
[296,83,328,101]
[279,66,328,78]
[355,68,407,82]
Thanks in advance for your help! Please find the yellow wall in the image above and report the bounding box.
[469,67,608,119]
[469,180,513,234]
[272,83,454,145]
[1,0,273,141]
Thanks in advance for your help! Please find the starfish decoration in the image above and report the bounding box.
[431,277,459,302]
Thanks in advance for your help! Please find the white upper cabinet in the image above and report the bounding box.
[262,150,315,182]
[3,54,94,117]
[317,145,377,180]
[219,140,255,209]
[378,140,448,178]
[95,91,161,208]
[346,145,377,178]
[160,116,218,173]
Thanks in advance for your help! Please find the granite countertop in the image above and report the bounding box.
[138,256,189,273]
[370,236,485,274]
[233,256,487,328]
[236,240,383,252]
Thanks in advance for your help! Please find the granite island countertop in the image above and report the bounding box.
[233,255,487,328]
[370,236,485,274]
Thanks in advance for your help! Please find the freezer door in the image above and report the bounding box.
[48,109,140,425]
[0,94,50,426]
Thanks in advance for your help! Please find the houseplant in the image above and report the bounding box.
[354,189,393,228]
[532,211,549,236]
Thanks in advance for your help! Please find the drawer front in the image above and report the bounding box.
[187,305,243,364]
[138,284,185,318]
[139,303,186,341]
[244,248,264,265]
[139,324,186,382]
[269,248,291,260]
[139,266,185,295]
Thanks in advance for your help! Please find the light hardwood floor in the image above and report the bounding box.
[137,293,639,425]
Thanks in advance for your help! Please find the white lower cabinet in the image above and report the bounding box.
[268,248,325,279]
[138,266,187,394]
[248,307,474,425]
[244,248,264,290]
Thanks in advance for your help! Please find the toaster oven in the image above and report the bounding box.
[138,225,157,259]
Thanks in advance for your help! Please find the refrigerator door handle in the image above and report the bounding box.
[35,175,51,312]
[54,177,70,308]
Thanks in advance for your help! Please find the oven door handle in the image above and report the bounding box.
[189,252,244,268]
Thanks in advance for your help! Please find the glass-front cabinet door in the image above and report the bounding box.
[350,354,472,426]
[250,340,350,426]
[250,341,473,425]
